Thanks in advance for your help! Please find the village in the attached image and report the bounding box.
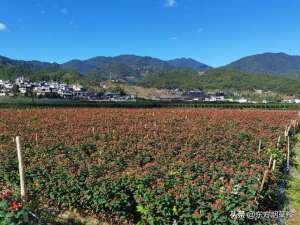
[0,77,136,101]
[156,89,300,104]
[152,89,269,103]
[1,76,300,104]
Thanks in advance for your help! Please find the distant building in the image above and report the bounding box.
[72,84,84,91]
[237,98,248,103]
[255,89,263,94]
[184,90,205,101]
[205,92,225,102]
[33,86,51,97]
[19,87,27,95]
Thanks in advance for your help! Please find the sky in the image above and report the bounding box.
[0,0,300,67]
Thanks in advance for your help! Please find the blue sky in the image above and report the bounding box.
[0,0,300,67]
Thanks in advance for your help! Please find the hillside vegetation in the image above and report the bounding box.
[201,69,300,95]
[0,54,210,82]
[140,68,300,95]
[225,52,300,75]
[4,52,300,96]
[140,68,202,90]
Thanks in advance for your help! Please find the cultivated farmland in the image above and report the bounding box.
[0,108,298,224]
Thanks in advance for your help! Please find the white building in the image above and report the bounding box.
[4,83,13,89]
[33,86,51,96]
[72,84,83,91]
[19,87,27,95]
[237,98,248,103]
[15,76,26,85]
[205,95,225,102]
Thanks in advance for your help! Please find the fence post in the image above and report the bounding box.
[16,136,26,201]
[277,136,280,149]
[35,133,38,146]
[272,159,276,171]
[287,136,290,171]
[268,155,273,168]
[260,169,269,191]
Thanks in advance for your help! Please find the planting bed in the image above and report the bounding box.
[0,108,298,224]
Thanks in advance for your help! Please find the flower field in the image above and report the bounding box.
[0,108,298,224]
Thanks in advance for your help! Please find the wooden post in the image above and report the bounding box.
[272,159,276,171]
[258,140,262,154]
[268,155,273,168]
[287,136,290,171]
[277,136,280,149]
[284,127,287,140]
[35,133,38,146]
[16,136,26,200]
[260,169,269,191]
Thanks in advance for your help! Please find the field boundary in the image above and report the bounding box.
[0,99,300,109]
[286,134,300,225]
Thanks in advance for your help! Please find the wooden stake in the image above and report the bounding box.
[284,126,288,140]
[16,136,26,200]
[287,125,291,136]
[287,136,290,171]
[272,159,276,171]
[260,169,269,191]
[258,140,262,154]
[268,155,273,168]
[285,125,291,139]
[35,133,38,146]
[277,136,280,149]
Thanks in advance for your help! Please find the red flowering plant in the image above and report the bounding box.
[0,109,298,224]
[0,188,29,225]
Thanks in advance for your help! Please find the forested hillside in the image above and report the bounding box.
[225,52,300,75]
[140,68,300,95]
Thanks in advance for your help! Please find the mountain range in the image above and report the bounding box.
[61,55,212,80]
[2,52,300,94]
[2,52,300,79]
[0,54,211,81]
[225,52,300,75]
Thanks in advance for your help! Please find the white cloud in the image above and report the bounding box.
[170,36,178,41]
[0,22,7,31]
[165,0,177,7]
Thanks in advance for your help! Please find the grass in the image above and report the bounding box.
[286,135,300,225]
